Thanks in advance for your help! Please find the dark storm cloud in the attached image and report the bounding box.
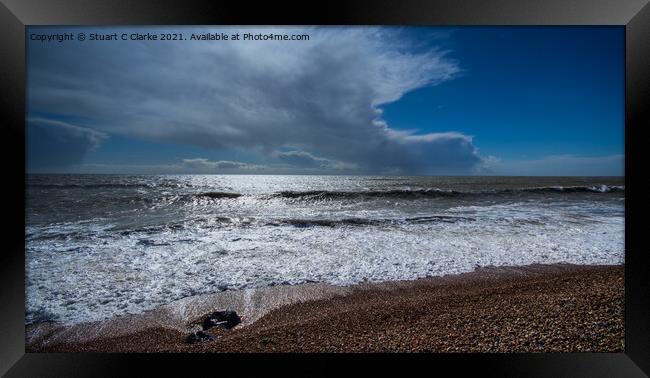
[28,27,482,174]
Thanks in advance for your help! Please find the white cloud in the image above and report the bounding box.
[272,150,357,170]
[182,158,265,171]
[27,26,482,174]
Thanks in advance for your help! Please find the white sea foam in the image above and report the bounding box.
[26,175,625,324]
[26,200,624,325]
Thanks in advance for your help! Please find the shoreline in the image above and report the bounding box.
[26,263,624,353]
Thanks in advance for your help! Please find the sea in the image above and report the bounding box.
[25,175,625,325]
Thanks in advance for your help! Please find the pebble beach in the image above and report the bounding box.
[26,263,624,353]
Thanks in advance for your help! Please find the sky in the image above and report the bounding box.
[26,26,624,176]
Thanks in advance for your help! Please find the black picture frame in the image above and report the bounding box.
[1,0,648,376]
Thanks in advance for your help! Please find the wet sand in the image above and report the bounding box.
[26,264,624,353]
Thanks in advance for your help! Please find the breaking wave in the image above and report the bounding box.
[271,185,624,201]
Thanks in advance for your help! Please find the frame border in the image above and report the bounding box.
[1,0,648,376]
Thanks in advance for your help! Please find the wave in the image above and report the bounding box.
[117,215,475,232]
[272,189,459,200]
[271,185,624,201]
[30,214,478,241]
[518,185,624,194]
[122,191,243,205]
[195,192,242,199]
[29,182,623,198]
[27,185,624,212]
[266,215,475,228]
[167,215,477,231]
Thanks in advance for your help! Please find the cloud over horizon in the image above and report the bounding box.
[181,158,266,172]
[27,118,107,170]
[27,26,487,174]
[479,154,624,176]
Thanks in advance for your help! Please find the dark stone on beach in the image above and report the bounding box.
[186,330,214,343]
[202,310,241,330]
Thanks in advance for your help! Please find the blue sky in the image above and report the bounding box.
[27,26,624,175]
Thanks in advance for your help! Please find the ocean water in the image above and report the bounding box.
[26,175,625,325]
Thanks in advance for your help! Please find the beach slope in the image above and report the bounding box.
[27,264,624,353]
